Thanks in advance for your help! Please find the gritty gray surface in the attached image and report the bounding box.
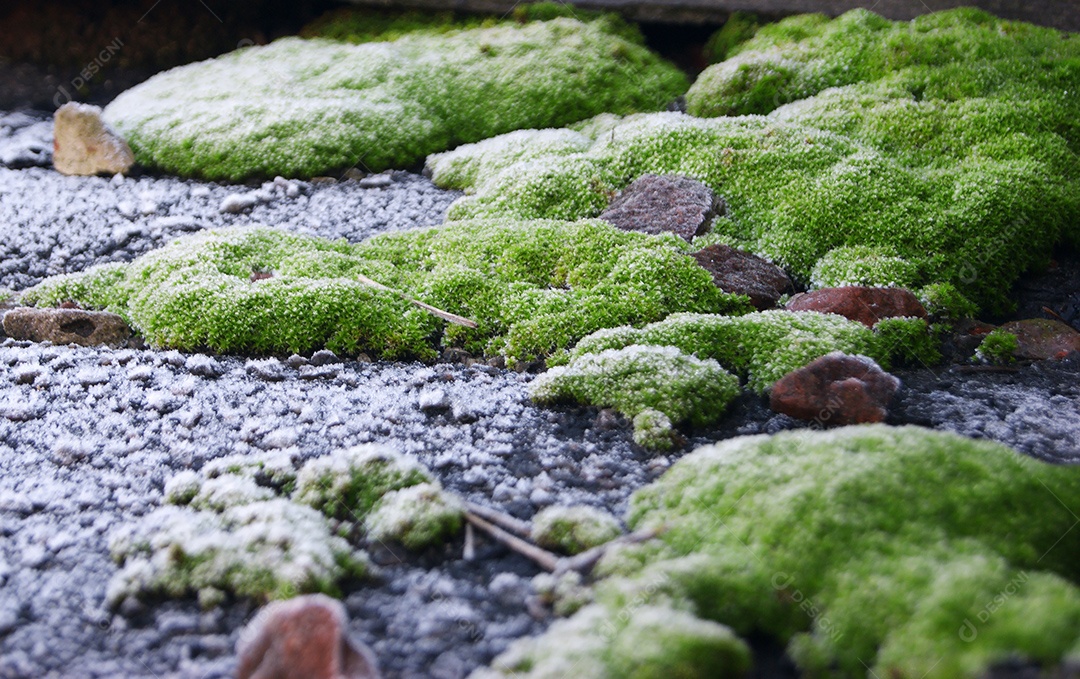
[0,108,1078,679]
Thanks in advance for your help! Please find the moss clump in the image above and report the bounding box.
[919,282,978,322]
[608,607,752,679]
[976,328,1019,364]
[484,426,1080,678]
[872,317,942,368]
[24,222,749,362]
[563,311,883,392]
[106,500,369,606]
[293,445,431,521]
[531,345,740,445]
[429,9,1080,313]
[704,11,760,64]
[531,505,623,555]
[365,482,464,550]
[170,474,276,512]
[632,408,677,451]
[810,245,921,290]
[102,17,687,180]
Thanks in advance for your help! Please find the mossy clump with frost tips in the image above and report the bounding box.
[101,16,687,179]
[481,425,1080,678]
[365,482,464,550]
[107,500,369,606]
[23,222,750,361]
[810,245,921,290]
[531,505,623,555]
[561,310,885,392]
[293,444,432,521]
[531,345,740,445]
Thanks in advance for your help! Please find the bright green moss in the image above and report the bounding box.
[810,245,921,289]
[429,9,1080,313]
[364,482,465,551]
[531,345,740,445]
[531,505,623,555]
[563,311,883,392]
[293,444,432,521]
[106,500,370,606]
[607,607,752,679]
[704,11,760,64]
[872,317,942,367]
[484,426,1080,678]
[976,328,1019,364]
[300,8,491,44]
[919,282,978,321]
[632,408,677,451]
[25,222,749,361]
[102,17,687,180]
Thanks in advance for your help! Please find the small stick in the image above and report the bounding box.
[356,273,477,328]
[557,527,662,576]
[463,522,476,561]
[465,501,532,538]
[465,511,560,572]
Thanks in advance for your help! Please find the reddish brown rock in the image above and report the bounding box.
[599,174,724,242]
[2,307,131,347]
[770,352,900,426]
[999,319,1080,360]
[237,594,380,679]
[786,286,926,327]
[690,243,793,309]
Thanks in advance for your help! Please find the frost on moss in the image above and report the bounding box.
[428,10,1080,313]
[107,500,369,606]
[293,444,432,521]
[564,310,883,392]
[25,222,749,361]
[101,17,687,180]
[810,245,921,289]
[483,426,1080,678]
[531,345,740,445]
[365,482,464,550]
[531,505,622,555]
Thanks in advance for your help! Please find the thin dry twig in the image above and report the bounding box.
[465,511,561,572]
[465,501,532,538]
[356,273,477,328]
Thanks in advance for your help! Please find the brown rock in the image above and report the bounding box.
[599,174,723,242]
[53,102,134,176]
[786,286,926,327]
[999,319,1080,360]
[237,594,380,679]
[769,352,900,426]
[690,243,792,309]
[2,307,131,347]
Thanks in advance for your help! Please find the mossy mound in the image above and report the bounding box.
[560,310,885,392]
[23,222,749,361]
[482,426,1080,678]
[531,345,740,447]
[531,505,623,555]
[110,445,463,604]
[101,16,687,180]
[427,9,1080,313]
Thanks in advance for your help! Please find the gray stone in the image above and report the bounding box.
[599,174,723,242]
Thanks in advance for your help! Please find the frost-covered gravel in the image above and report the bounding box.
[0,108,1078,678]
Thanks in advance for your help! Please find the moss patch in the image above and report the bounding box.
[483,426,1080,678]
[531,505,623,555]
[427,9,1080,313]
[102,17,686,180]
[532,344,740,446]
[561,310,885,392]
[365,482,464,550]
[24,222,749,362]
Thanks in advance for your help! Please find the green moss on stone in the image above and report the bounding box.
[25,221,748,362]
[919,282,978,322]
[531,504,623,555]
[810,245,921,290]
[293,444,431,521]
[102,17,687,179]
[872,317,942,367]
[564,311,883,392]
[483,425,1080,678]
[428,9,1080,313]
[531,345,740,443]
[364,482,464,550]
[976,328,1019,364]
